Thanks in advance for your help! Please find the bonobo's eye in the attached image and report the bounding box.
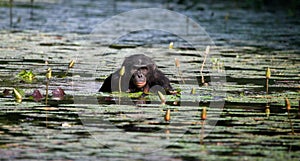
[131,65,149,75]
[130,67,139,74]
[139,67,148,74]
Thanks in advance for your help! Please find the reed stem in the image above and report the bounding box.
[200,46,210,85]
[118,66,125,93]
[45,80,49,105]
[287,111,295,135]
[175,58,185,84]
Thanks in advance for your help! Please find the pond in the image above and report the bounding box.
[0,0,299,160]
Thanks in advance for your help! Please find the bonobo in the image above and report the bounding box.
[99,54,174,94]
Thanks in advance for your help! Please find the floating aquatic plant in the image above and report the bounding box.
[52,87,65,100]
[32,89,43,102]
[17,70,35,83]
[2,89,11,97]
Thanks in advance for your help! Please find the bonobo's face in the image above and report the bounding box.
[131,65,148,88]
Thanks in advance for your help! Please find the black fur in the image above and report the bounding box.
[99,54,173,94]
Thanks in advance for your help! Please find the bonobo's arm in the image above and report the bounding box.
[98,74,112,92]
[148,69,174,94]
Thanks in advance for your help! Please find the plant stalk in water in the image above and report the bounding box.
[200,120,205,145]
[190,87,196,94]
[64,60,75,76]
[118,66,125,93]
[265,67,271,117]
[200,46,210,85]
[265,105,270,118]
[174,58,185,84]
[200,107,207,144]
[45,68,52,105]
[285,97,294,135]
[266,67,271,94]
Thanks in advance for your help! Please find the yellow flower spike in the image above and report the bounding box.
[13,88,22,100]
[190,87,196,94]
[175,58,180,68]
[169,42,174,49]
[266,67,271,79]
[265,67,271,94]
[201,107,207,120]
[265,108,270,117]
[285,97,291,111]
[68,60,75,68]
[158,91,166,105]
[165,109,171,121]
[205,46,210,55]
[46,68,52,79]
[285,97,295,135]
[119,66,125,76]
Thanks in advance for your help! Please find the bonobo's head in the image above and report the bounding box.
[130,63,157,89]
[131,65,148,88]
[122,54,157,89]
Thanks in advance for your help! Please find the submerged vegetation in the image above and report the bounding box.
[2,59,74,105]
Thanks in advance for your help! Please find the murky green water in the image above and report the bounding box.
[0,0,299,160]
